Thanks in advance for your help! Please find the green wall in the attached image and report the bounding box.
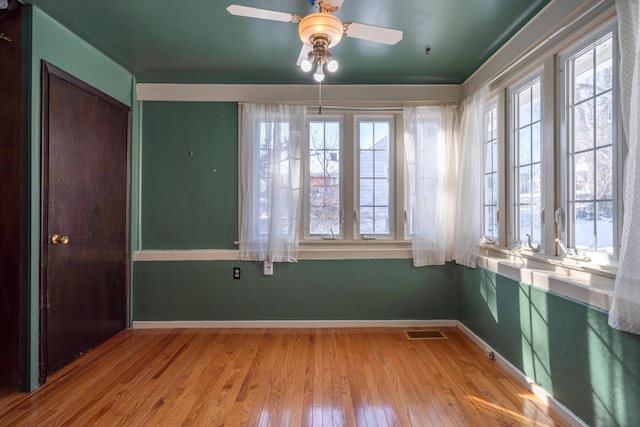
[457,266,640,427]
[134,259,457,321]
[141,102,237,249]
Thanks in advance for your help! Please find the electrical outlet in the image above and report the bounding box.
[263,261,273,276]
[233,267,241,280]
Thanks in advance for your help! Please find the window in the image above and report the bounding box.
[483,102,499,240]
[306,117,343,239]
[509,75,543,249]
[304,112,400,242]
[256,121,294,237]
[561,28,619,258]
[357,118,393,238]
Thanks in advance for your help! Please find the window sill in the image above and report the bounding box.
[134,244,615,311]
[133,242,412,262]
[298,240,412,260]
[477,246,614,312]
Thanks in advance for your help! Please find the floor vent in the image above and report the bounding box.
[403,329,447,340]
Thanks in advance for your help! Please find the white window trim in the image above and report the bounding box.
[300,109,409,246]
[303,114,346,241]
[507,70,545,252]
[478,13,621,311]
[482,100,499,241]
[557,21,622,264]
[354,115,396,240]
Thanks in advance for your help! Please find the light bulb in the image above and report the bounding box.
[326,58,338,73]
[313,63,325,82]
[300,58,313,72]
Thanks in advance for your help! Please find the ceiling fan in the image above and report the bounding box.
[226,0,403,82]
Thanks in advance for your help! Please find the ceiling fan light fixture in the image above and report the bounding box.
[313,63,325,82]
[325,55,338,72]
[300,54,314,72]
[298,12,343,48]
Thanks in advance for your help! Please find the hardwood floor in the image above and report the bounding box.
[0,327,569,426]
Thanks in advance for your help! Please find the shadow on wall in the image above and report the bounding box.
[457,265,640,426]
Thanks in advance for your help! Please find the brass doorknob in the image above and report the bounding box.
[51,234,69,245]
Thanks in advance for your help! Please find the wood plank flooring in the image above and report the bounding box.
[0,327,570,426]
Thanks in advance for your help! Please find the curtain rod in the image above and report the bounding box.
[237,103,455,110]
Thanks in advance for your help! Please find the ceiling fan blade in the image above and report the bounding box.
[296,44,312,66]
[226,5,301,23]
[343,22,403,45]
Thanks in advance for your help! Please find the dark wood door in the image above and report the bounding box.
[40,62,130,381]
[0,1,24,391]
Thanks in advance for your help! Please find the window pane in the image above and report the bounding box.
[574,151,594,200]
[518,205,532,242]
[573,48,594,103]
[485,206,497,237]
[575,201,595,251]
[574,101,594,151]
[374,122,390,147]
[519,166,532,201]
[360,178,373,206]
[518,127,531,165]
[309,150,324,173]
[374,208,389,234]
[531,163,543,244]
[518,89,532,127]
[595,92,613,147]
[360,151,374,178]
[596,37,613,93]
[485,142,493,173]
[532,123,541,163]
[532,81,541,122]
[596,201,613,253]
[374,151,390,177]
[310,206,339,235]
[374,179,389,205]
[360,207,374,234]
[485,174,494,202]
[596,146,613,200]
[359,122,374,149]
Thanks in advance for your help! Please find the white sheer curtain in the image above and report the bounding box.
[239,103,305,262]
[609,0,640,334]
[404,105,459,266]
[454,87,490,267]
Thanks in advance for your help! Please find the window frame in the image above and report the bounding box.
[303,114,346,240]
[558,22,622,262]
[507,71,545,251]
[301,110,407,244]
[483,100,499,241]
[355,115,396,240]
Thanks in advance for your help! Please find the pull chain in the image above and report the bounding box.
[318,80,322,115]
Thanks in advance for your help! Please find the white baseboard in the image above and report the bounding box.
[455,322,588,427]
[132,319,457,329]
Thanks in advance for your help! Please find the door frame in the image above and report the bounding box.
[39,61,131,385]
